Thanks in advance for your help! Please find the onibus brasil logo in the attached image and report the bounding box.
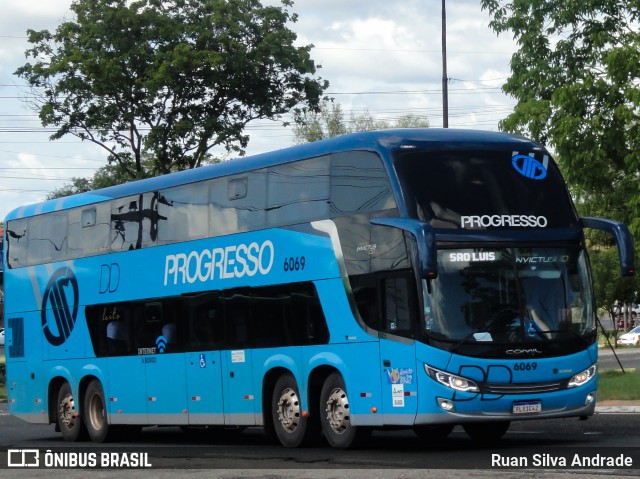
[41,267,79,346]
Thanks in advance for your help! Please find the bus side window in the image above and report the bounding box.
[383,277,412,333]
[190,301,221,350]
[350,275,381,330]
[111,193,160,251]
[330,151,397,216]
[210,170,267,236]
[266,156,330,227]
[157,183,209,244]
[106,319,130,355]
[27,213,68,265]
[68,204,110,258]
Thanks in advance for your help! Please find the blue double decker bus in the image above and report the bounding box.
[3,129,634,448]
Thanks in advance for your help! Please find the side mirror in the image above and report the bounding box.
[370,218,438,279]
[581,217,635,277]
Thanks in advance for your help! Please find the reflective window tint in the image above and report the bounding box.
[86,282,329,357]
[110,193,160,251]
[6,219,28,268]
[228,177,248,200]
[27,213,67,264]
[7,150,398,268]
[384,277,411,332]
[267,156,330,226]
[350,270,416,339]
[394,149,578,229]
[68,203,110,257]
[158,183,209,244]
[210,170,266,236]
[330,151,396,216]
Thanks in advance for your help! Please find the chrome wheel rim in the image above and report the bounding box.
[325,387,350,434]
[59,393,77,429]
[276,387,300,433]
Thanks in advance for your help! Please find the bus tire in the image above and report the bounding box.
[83,379,115,443]
[271,374,312,448]
[463,421,510,442]
[56,382,87,442]
[319,372,369,449]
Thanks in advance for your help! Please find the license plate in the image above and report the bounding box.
[513,400,542,414]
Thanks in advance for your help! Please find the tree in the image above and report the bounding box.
[47,152,222,199]
[47,158,154,199]
[480,0,640,233]
[480,0,640,322]
[293,101,429,144]
[16,0,328,179]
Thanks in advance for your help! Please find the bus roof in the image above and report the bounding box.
[5,128,542,221]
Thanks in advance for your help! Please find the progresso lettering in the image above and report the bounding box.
[164,240,274,285]
[460,215,548,229]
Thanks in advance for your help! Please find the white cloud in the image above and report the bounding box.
[0,0,519,219]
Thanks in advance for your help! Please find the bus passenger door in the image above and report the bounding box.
[136,303,188,425]
[146,352,188,425]
[186,351,224,425]
[107,357,148,425]
[379,276,418,424]
[222,349,255,426]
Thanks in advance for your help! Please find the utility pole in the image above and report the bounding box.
[441,0,449,128]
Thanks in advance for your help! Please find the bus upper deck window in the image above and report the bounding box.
[82,208,97,228]
[229,177,248,200]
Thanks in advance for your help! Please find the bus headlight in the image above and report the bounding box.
[424,365,480,393]
[568,365,597,388]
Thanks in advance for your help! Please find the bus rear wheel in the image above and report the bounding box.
[83,379,116,443]
[320,372,369,449]
[56,382,87,442]
[272,374,315,448]
[463,421,510,442]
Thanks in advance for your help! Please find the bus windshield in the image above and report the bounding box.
[423,247,595,347]
[394,149,578,230]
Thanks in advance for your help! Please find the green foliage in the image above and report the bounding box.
[293,101,429,144]
[480,0,640,230]
[590,248,637,314]
[481,0,640,309]
[47,153,221,199]
[598,369,640,401]
[47,162,151,199]
[16,0,328,179]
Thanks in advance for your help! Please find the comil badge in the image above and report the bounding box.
[41,266,79,346]
[512,152,549,180]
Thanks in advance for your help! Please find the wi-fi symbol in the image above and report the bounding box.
[156,335,168,353]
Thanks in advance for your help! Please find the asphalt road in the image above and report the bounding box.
[1,402,640,477]
[2,345,639,478]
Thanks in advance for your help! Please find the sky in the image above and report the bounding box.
[0,0,518,221]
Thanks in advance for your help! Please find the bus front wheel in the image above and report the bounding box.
[83,380,113,443]
[56,382,87,442]
[319,372,369,449]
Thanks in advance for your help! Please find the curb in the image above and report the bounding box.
[595,405,640,414]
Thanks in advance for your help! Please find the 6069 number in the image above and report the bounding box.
[283,256,306,272]
[513,362,537,371]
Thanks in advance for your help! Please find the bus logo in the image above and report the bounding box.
[512,153,548,180]
[41,267,79,346]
